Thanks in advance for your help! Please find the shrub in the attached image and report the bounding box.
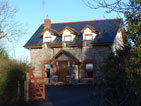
[91,48,139,106]
[0,59,29,105]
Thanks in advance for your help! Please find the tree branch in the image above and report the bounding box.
[82,0,130,13]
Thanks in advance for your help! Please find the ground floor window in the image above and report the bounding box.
[68,61,73,75]
[45,64,51,78]
[85,63,93,78]
[82,59,96,78]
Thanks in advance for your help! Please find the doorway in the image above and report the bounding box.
[58,61,68,82]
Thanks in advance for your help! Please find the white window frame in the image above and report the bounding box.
[64,35,71,42]
[45,37,52,43]
[85,34,93,41]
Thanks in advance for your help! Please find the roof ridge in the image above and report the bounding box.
[51,18,123,24]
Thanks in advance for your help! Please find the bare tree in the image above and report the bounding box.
[82,0,140,13]
[0,0,25,41]
[82,0,140,45]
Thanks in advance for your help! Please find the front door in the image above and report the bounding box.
[58,61,68,82]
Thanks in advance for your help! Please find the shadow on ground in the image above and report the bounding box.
[10,84,101,106]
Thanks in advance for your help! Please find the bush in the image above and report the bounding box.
[92,48,139,106]
[0,59,29,105]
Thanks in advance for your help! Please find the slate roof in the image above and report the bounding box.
[67,26,78,34]
[50,37,62,46]
[49,28,59,35]
[24,18,122,48]
[70,35,83,45]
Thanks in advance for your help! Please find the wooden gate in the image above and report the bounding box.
[29,68,45,100]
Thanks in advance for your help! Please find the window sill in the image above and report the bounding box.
[83,78,94,80]
[63,47,73,49]
[45,77,50,79]
[83,46,93,48]
[52,75,58,78]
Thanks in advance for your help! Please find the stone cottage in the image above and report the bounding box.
[24,17,125,84]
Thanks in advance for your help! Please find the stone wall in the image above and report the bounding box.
[30,46,111,81]
[63,47,82,61]
[82,46,111,72]
[30,48,53,77]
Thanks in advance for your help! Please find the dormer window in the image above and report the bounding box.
[44,37,51,43]
[65,42,71,47]
[44,36,51,48]
[85,41,91,46]
[41,27,58,48]
[80,24,99,47]
[64,35,71,41]
[64,35,71,47]
[85,34,92,40]
[60,26,77,48]
[84,34,92,46]
[40,17,58,48]
[41,29,58,42]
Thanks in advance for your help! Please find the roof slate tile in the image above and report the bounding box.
[24,18,122,48]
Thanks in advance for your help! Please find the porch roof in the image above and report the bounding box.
[48,50,80,65]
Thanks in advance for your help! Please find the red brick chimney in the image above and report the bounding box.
[44,17,51,29]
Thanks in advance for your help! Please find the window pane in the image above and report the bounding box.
[68,61,70,67]
[46,43,50,48]
[62,64,64,69]
[86,41,91,46]
[56,62,58,67]
[86,71,93,78]
[86,63,93,78]
[56,62,58,71]
[85,35,92,40]
[86,64,93,71]
[45,72,50,78]
[66,42,70,47]
[46,38,51,42]
[68,62,70,75]
[45,64,51,70]
[64,36,71,41]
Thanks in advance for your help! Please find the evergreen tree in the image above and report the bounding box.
[83,0,141,105]
[125,0,141,103]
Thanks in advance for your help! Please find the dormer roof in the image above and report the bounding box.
[80,24,98,33]
[60,26,78,35]
[24,18,123,48]
[40,28,59,36]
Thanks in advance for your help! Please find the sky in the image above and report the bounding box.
[6,0,125,62]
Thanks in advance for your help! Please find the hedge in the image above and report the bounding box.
[0,59,29,105]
